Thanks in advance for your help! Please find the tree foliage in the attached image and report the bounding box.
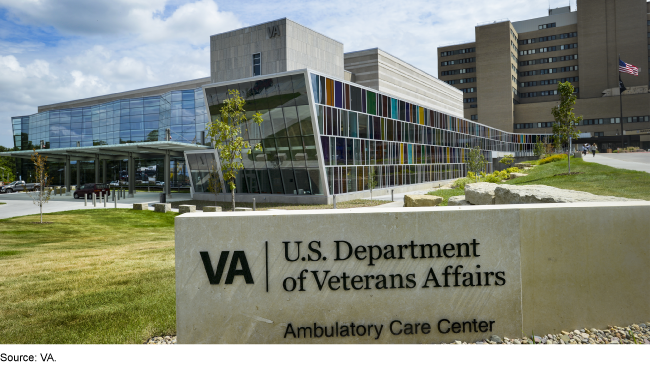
[0,145,17,182]
[27,150,52,223]
[499,154,514,168]
[368,166,378,200]
[465,146,487,182]
[205,90,262,211]
[206,161,222,207]
[551,82,582,149]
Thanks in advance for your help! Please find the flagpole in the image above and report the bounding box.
[619,55,624,149]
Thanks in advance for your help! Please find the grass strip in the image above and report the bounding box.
[426,188,465,206]
[0,209,177,344]
[170,198,388,211]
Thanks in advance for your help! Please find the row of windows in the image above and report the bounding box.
[519,54,578,66]
[459,87,476,93]
[512,75,517,84]
[470,115,478,121]
[511,52,517,63]
[511,40,518,53]
[444,78,476,85]
[463,98,477,103]
[515,116,650,130]
[519,88,579,98]
[510,28,518,43]
[520,77,578,88]
[519,32,576,45]
[539,22,556,30]
[440,48,475,57]
[441,57,475,66]
[440,68,475,76]
[512,64,518,74]
[519,43,577,55]
[519,65,578,77]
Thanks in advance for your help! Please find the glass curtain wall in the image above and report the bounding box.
[204,73,323,195]
[11,88,208,151]
[309,71,545,196]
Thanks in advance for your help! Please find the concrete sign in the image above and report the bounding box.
[176,208,524,343]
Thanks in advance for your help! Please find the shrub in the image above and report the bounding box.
[499,154,514,168]
[539,154,567,165]
[453,177,474,190]
[506,167,520,174]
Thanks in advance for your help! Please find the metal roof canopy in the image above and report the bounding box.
[0,141,209,162]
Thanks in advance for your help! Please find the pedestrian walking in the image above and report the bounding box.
[591,143,597,157]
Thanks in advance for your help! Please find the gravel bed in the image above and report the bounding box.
[145,335,176,344]
[145,322,650,345]
[449,322,650,345]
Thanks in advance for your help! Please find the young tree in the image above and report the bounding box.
[533,136,545,157]
[368,166,378,200]
[499,154,514,168]
[206,161,222,208]
[465,146,487,182]
[27,149,52,223]
[205,90,262,211]
[551,82,582,173]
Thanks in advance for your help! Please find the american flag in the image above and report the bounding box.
[619,59,638,76]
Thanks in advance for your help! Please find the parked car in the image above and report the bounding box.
[156,181,164,186]
[0,181,40,193]
[73,183,111,199]
[109,181,120,187]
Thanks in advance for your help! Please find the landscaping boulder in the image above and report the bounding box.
[515,163,533,169]
[154,203,171,213]
[494,185,642,205]
[178,205,196,214]
[464,182,498,205]
[133,203,148,210]
[203,206,222,212]
[404,195,443,207]
[448,195,472,206]
[234,207,253,212]
[509,172,528,179]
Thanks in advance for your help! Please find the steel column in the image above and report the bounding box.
[128,152,135,198]
[64,156,71,192]
[102,160,107,183]
[95,154,100,183]
[164,150,171,199]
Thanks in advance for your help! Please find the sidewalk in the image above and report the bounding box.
[582,152,650,174]
[0,191,191,220]
[365,179,457,208]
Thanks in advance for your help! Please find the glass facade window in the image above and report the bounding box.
[200,71,545,197]
[253,53,261,76]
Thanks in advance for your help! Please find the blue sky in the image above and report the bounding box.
[0,0,577,147]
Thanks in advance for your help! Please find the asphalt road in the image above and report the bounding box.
[582,152,650,174]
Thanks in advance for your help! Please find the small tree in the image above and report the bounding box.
[465,146,487,182]
[499,154,514,168]
[551,82,582,173]
[368,166,378,200]
[533,137,545,157]
[206,90,262,211]
[27,150,52,223]
[206,161,222,208]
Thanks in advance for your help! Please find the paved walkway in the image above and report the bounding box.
[0,191,191,220]
[582,152,650,174]
[366,179,457,208]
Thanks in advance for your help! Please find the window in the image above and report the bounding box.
[470,115,478,121]
[463,98,477,103]
[441,68,475,76]
[594,132,604,137]
[459,87,476,93]
[441,57,475,66]
[252,53,261,76]
[440,47,476,57]
[469,104,477,108]
[538,22,556,30]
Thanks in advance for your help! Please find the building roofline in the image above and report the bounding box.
[345,47,444,86]
[209,17,344,45]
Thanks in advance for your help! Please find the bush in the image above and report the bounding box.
[539,154,567,165]
[453,177,474,190]
[506,167,520,174]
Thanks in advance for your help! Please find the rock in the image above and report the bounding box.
[178,205,196,214]
[546,340,552,344]
[561,331,569,335]
[234,207,253,211]
[513,339,521,344]
[493,184,642,205]
[573,330,580,335]
[515,163,533,168]
[132,203,148,210]
[560,335,570,343]
[464,182,499,205]
[509,172,528,179]
[534,336,542,343]
[154,203,171,213]
[203,206,222,212]
[404,195,443,207]
[488,335,502,344]
[581,333,589,340]
[448,195,471,206]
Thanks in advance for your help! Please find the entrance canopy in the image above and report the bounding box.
[0,141,209,162]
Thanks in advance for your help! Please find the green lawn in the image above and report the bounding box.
[426,188,465,206]
[0,210,177,344]
[506,157,650,200]
[428,157,650,202]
